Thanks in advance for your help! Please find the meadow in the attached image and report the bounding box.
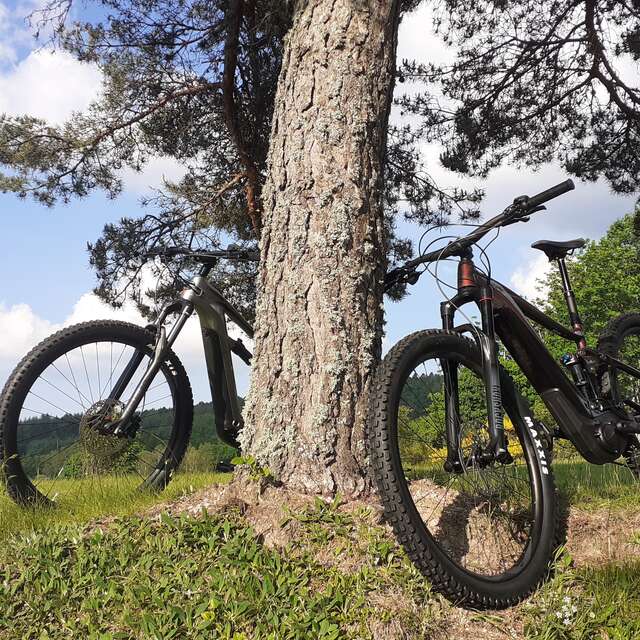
[0,458,638,639]
[0,471,230,542]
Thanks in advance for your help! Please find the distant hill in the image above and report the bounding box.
[17,400,241,476]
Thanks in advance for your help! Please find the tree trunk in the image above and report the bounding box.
[241,0,401,497]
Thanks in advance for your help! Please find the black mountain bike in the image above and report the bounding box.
[0,246,257,506]
[369,179,640,608]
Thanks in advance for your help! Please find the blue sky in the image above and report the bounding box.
[0,1,637,402]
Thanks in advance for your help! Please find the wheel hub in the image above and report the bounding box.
[79,399,130,457]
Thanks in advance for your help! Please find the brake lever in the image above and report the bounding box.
[384,267,419,291]
[503,201,546,226]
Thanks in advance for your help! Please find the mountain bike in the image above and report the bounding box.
[369,179,640,608]
[0,246,257,506]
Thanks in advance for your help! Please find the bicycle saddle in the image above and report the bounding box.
[531,238,586,260]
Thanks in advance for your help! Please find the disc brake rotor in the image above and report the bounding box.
[79,399,130,457]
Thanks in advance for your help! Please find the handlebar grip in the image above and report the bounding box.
[526,179,575,210]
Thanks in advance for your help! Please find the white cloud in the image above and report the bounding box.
[0,302,53,359]
[0,49,102,123]
[121,155,187,195]
[0,1,26,63]
[0,2,183,191]
[398,3,455,66]
[0,47,184,191]
[509,252,552,301]
[0,41,15,63]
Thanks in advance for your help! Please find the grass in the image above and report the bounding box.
[407,452,640,511]
[0,498,442,640]
[1,490,639,639]
[554,457,640,510]
[0,457,639,638]
[0,472,230,542]
[522,553,640,639]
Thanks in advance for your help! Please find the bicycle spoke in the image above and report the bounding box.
[80,346,95,404]
[395,354,536,578]
[52,362,91,409]
[38,375,87,412]
[8,331,185,507]
[26,390,75,417]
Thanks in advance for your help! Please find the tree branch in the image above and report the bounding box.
[224,0,262,235]
[585,0,640,119]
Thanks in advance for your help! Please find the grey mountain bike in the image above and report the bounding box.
[0,246,257,506]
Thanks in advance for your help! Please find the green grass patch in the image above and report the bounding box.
[0,500,442,639]
[524,553,640,639]
[0,476,639,638]
[553,458,640,510]
[0,472,230,543]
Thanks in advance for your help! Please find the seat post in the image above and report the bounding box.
[556,257,586,348]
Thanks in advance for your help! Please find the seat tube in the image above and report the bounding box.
[557,257,587,349]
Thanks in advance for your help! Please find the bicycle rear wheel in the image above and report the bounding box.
[598,313,640,476]
[0,321,193,506]
[368,330,561,608]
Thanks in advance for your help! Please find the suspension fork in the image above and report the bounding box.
[441,357,463,473]
[441,298,465,473]
[440,284,509,470]
[109,302,193,436]
[477,286,509,462]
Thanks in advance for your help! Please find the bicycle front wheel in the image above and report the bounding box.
[368,330,561,608]
[0,321,193,506]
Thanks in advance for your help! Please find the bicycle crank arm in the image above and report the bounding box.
[615,421,640,435]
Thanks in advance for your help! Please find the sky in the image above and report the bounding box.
[0,1,637,402]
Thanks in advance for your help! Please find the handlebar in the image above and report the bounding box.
[141,245,260,262]
[525,178,574,210]
[385,178,575,290]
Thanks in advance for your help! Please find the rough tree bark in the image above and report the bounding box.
[241,0,401,497]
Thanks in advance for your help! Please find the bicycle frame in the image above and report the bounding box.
[108,274,253,448]
[441,250,636,467]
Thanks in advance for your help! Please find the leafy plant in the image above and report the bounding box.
[0,508,442,639]
[230,455,274,484]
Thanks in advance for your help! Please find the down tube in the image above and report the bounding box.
[486,281,624,464]
[188,288,243,448]
[489,281,585,414]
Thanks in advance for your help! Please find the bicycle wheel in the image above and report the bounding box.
[0,320,193,506]
[598,312,640,476]
[368,330,561,608]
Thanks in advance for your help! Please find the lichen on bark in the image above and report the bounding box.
[242,0,401,497]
